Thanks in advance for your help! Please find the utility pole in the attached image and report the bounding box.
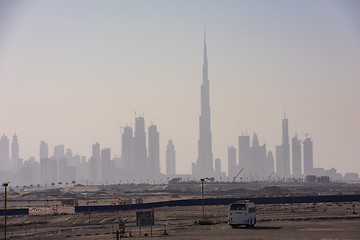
[3,182,9,240]
[200,178,208,221]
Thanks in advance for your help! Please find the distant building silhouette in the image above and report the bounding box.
[236,132,272,181]
[303,137,313,175]
[54,145,65,160]
[281,113,290,178]
[194,33,214,176]
[134,116,147,175]
[72,154,81,168]
[58,157,68,182]
[166,139,176,176]
[148,124,160,175]
[292,135,302,178]
[249,132,267,180]
[0,134,10,170]
[40,141,49,160]
[238,135,250,179]
[19,157,40,185]
[40,158,51,185]
[344,172,359,182]
[101,148,111,183]
[11,134,21,169]
[275,145,283,177]
[89,142,100,182]
[78,155,88,181]
[122,126,134,174]
[119,117,165,181]
[266,151,275,177]
[65,149,76,182]
[49,158,58,185]
[65,149,73,165]
[227,146,236,179]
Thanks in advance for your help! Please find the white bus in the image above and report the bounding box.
[228,201,256,228]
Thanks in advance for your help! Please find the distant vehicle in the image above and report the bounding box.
[228,201,256,228]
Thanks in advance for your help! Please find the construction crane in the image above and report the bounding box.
[232,168,244,182]
[267,172,280,182]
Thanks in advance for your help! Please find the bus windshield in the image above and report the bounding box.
[230,204,247,211]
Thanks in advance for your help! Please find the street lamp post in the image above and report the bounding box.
[200,178,208,222]
[3,182,9,240]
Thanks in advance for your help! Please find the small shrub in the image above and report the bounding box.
[197,219,214,225]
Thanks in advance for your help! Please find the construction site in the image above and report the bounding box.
[1,180,360,239]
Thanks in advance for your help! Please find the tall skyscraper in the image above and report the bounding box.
[282,113,290,178]
[275,145,283,177]
[40,158,51,185]
[266,151,275,176]
[166,139,176,176]
[196,33,214,176]
[249,132,267,180]
[227,146,236,179]
[11,134,20,169]
[65,149,73,163]
[89,142,100,182]
[134,116,147,175]
[101,148,111,183]
[50,159,58,184]
[40,141,49,160]
[53,145,65,160]
[303,137,313,175]
[292,135,302,178]
[238,135,250,178]
[58,157,68,182]
[122,126,134,173]
[0,134,10,168]
[148,124,160,175]
[77,156,88,181]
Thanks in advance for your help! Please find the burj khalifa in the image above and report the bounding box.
[195,33,214,176]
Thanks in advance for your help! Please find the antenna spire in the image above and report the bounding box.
[203,26,208,67]
[204,25,207,46]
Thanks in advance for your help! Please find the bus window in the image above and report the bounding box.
[230,204,246,211]
[248,207,256,213]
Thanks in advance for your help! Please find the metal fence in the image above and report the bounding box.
[75,194,360,213]
[0,208,29,216]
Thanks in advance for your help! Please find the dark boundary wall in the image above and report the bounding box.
[75,194,360,213]
[0,208,29,216]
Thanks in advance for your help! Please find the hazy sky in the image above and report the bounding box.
[1,0,359,175]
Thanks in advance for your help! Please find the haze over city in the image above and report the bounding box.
[1,0,360,179]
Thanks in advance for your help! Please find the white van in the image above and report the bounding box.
[228,201,256,228]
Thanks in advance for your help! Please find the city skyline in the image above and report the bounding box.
[0,1,359,175]
[0,113,358,185]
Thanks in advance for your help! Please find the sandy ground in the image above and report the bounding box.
[4,217,360,239]
[3,203,360,239]
[1,183,360,239]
